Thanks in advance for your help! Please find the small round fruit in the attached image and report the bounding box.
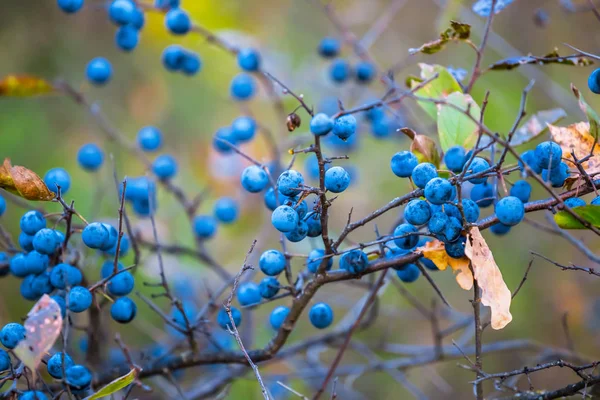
[108,0,135,25]
[510,180,531,203]
[65,364,92,390]
[115,25,139,51]
[269,306,290,330]
[77,143,104,171]
[444,217,462,242]
[424,178,455,205]
[18,391,48,400]
[444,146,467,172]
[411,163,438,189]
[165,7,191,34]
[32,228,58,255]
[490,222,511,236]
[162,45,185,71]
[471,182,494,208]
[214,197,238,224]
[68,286,93,313]
[332,114,357,140]
[81,222,109,249]
[339,249,368,274]
[445,236,466,258]
[0,195,5,217]
[396,264,420,283]
[329,58,350,83]
[390,151,418,178]
[217,306,241,330]
[589,68,600,94]
[259,249,286,276]
[237,282,261,306]
[241,165,269,193]
[50,263,82,289]
[404,199,431,226]
[193,215,217,239]
[355,61,376,83]
[495,196,525,226]
[259,277,280,299]
[307,248,333,273]
[324,166,350,193]
[542,162,569,187]
[137,126,162,151]
[309,302,333,329]
[271,206,299,233]
[107,271,135,296]
[462,157,490,184]
[57,0,84,13]
[428,211,449,235]
[44,168,71,195]
[230,73,256,101]
[0,348,10,372]
[519,150,543,174]
[213,126,237,153]
[564,198,586,208]
[25,251,49,275]
[110,297,137,323]
[318,37,340,58]
[0,323,25,349]
[20,210,46,235]
[182,50,201,75]
[393,223,419,250]
[86,57,112,85]
[461,199,480,223]
[231,116,256,142]
[152,154,178,180]
[47,352,74,379]
[237,48,261,71]
[535,141,562,169]
[310,113,334,136]
[277,170,304,196]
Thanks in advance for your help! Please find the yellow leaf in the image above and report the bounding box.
[0,158,55,201]
[417,240,472,288]
[465,227,513,330]
[548,122,600,188]
[0,75,55,96]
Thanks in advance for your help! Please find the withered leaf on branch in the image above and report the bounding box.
[465,227,512,330]
[488,49,593,71]
[0,158,55,201]
[402,128,441,167]
[417,240,473,290]
[409,21,471,55]
[0,75,55,97]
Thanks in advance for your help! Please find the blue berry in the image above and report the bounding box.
[565,198,586,208]
[162,45,185,71]
[277,170,304,196]
[259,249,286,276]
[68,286,93,313]
[99,223,118,252]
[108,0,135,25]
[306,213,322,237]
[47,352,74,379]
[325,128,359,151]
[237,48,261,71]
[461,199,480,223]
[318,37,340,58]
[271,205,299,233]
[77,143,104,171]
[404,199,431,226]
[339,249,368,274]
[445,236,466,258]
[495,196,525,226]
[155,0,180,9]
[519,150,543,174]
[18,392,47,400]
[0,195,5,216]
[263,187,279,211]
[463,157,490,184]
[285,220,308,242]
[110,297,137,323]
[0,323,25,349]
[428,211,449,234]
[32,228,58,255]
[152,154,178,180]
[230,73,256,100]
[50,263,82,289]
[131,6,145,29]
[21,275,38,301]
[231,116,256,142]
[542,162,569,187]
[394,223,419,250]
[490,222,511,236]
[591,196,600,205]
[391,151,419,178]
[332,114,357,140]
[329,59,350,83]
[193,215,217,239]
[19,232,34,252]
[105,234,130,257]
[9,254,28,277]
[510,180,531,203]
[217,306,241,330]
[107,271,134,296]
[20,210,46,235]
[470,182,494,207]
[137,126,162,151]
[214,197,238,224]
[535,141,562,169]
[52,293,67,316]
[444,217,462,242]
[25,251,49,275]
[115,25,139,51]
[237,282,261,306]
[269,306,289,330]
[259,277,280,299]
[0,348,10,371]
[165,7,191,35]
[81,222,109,249]
[396,264,420,283]
[57,0,83,13]
[309,302,333,329]
[411,163,438,188]
[65,364,92,390]
[589,68,600,94]
[86,57,112,85]
[324,166,350,193]
[444,146,467,172]
[241,165,269,193]
[307,249,332,273]
[355,61,376,83]
[310,113,334,136]
[424,178,455,205]
[213,126,237,153]
[32,271,53,297]
[182,50,201,75]
[370,116,393,138]
[44,167,71,195]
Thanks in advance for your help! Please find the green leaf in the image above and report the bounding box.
[572,84,600,140]
[488,50,593,71]
[410,64,462,120]
[437,92,482,151]
[554,205,600,229]
[510,108,567,147]
[84,369,137,400]
[409,21,471,56]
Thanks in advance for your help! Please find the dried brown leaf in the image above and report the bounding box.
[417,240,473,289]
[0,158,55,201]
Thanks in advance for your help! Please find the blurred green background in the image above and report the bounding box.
[1,0,600,399]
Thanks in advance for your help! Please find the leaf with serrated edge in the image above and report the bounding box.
[465,227,512,330]
[84,369,138,400]
[417,240,472,289]
[554,205,600,229]
[410,64,462,120]
[437,92,482,151]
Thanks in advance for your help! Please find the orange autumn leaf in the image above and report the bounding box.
[417,240,472,289]
[465,227,513,330]
[548,122,600,188]
[0,158,55,201]
[0,75,55,97]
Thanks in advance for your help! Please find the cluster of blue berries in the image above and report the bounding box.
[318,37,376,85]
